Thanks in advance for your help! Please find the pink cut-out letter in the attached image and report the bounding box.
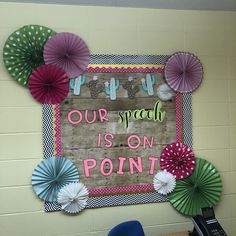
[83,159,97,177]
[97,133,102,147]
[84,110,96,124]
[127,134,141,149]
[104,133,114,148]
[98,108,109,123]
[117,157,126,175]
[129,157,143,175]
[143,136,154,149]
[148,156,159,174]
[100,158,113,176]
[67,110,83,125]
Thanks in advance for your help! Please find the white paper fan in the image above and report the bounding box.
[157,83,175,101]
[57,182,89,214]
[153,171,176,195]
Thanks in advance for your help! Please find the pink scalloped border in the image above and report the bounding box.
[55,104,62,156]
[53,67,183,197]
[176,93,182,142]
[89,184,154,197]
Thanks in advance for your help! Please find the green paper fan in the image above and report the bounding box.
[3,25,56,87]
[169,158,222,216]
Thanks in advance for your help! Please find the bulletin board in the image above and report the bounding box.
[42,54,192,211]
[3,24,222,217]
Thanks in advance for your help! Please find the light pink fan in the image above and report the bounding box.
[28,64,69,104]
[43,32,90,78]
[164,52,203,93]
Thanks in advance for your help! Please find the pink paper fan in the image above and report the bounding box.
[164,52,203,93]
[28,64,69,104]
[43,32,90,78]
[160,142,195,180]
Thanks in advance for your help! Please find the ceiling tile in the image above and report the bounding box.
[1,0,236,11]
[113,0,178,9]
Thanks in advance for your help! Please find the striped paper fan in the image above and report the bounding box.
[43,32,90,78]
[164,52,203,93]
[153,171,176,195]
[57,182,89,214]
[169,158,222,216]
[32,157,79,202]
[28,64,69,104]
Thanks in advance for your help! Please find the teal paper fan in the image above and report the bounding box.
[32,157,79,202]
[3,24,56,87]
[169,158,222,216]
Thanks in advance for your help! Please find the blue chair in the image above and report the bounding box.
[108,220,145,236]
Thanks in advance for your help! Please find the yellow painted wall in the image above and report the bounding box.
[0,2,236,236]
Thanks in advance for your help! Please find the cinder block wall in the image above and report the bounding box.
[0,3,235,235]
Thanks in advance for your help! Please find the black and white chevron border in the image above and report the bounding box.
[42,104,54,159]
[44,201,61,212]
[42,55,193,212]
[87,192,168,208]
[44,192,168,212]
[89,54,169,65]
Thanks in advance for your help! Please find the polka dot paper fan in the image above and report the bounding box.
[160,142,195,180]
[3,25,56,87]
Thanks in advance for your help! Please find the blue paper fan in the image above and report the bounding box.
[32,157,79,202]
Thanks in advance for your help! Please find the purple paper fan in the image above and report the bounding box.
[164,52,203,93]
[43,32,90,78]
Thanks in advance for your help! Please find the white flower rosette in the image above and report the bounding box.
[153,171,176,195]
[57,182,89,214]
[157,83,175,101]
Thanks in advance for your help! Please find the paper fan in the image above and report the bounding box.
[153,171,176,195]
[164,52,203,93]
[157,83,175,101]
[28,64,69,104]
[44,32,90,78]
[169,158,222,216]
[57,182,89,214]
[160,142,195,180]
[32,157,79,202]
[3,25,56,87]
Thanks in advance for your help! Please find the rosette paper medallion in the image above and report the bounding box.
[169,158,222,216]
[32,157,79,202]
[3,24,56,86]
[28,64,69,104]
[153,171,176,195]
[164,52,203,93]
[44,32,90,78]
[160,142,196,180]
[57,182,89,214]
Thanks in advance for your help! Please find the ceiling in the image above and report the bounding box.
[1,0,236,11]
